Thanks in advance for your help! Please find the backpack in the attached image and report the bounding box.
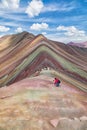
[58,80,61,83]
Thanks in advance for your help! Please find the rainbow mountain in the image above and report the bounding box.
[0,31,87,92]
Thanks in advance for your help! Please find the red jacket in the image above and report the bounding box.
[54,78,59,84]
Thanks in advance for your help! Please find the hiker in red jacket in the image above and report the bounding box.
[54,78,61,87]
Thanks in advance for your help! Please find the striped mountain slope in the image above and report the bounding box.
[0,32,87,92]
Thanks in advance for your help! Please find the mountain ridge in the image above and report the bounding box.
[68,41,87,48]
[0,31,87,92]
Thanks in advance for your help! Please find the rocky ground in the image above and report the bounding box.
[0,70,87,130]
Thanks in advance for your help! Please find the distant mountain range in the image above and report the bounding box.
[0,31,87,92]
[68,41,87,48]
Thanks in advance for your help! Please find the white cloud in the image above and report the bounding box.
[0,25,10,32]
[57,26,86,37]
[25,0,44,17]
[43,4,58,12]
[43,1,76,12]
[30,23,49,30]
[46,32,87,44]
[15,27,23,33]
[42,32,47,35]
[0,0,20,9]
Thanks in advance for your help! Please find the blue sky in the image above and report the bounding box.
[0,0,87,43]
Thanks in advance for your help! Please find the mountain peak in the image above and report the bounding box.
[68,41,87,48]
[0,31,87,89]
